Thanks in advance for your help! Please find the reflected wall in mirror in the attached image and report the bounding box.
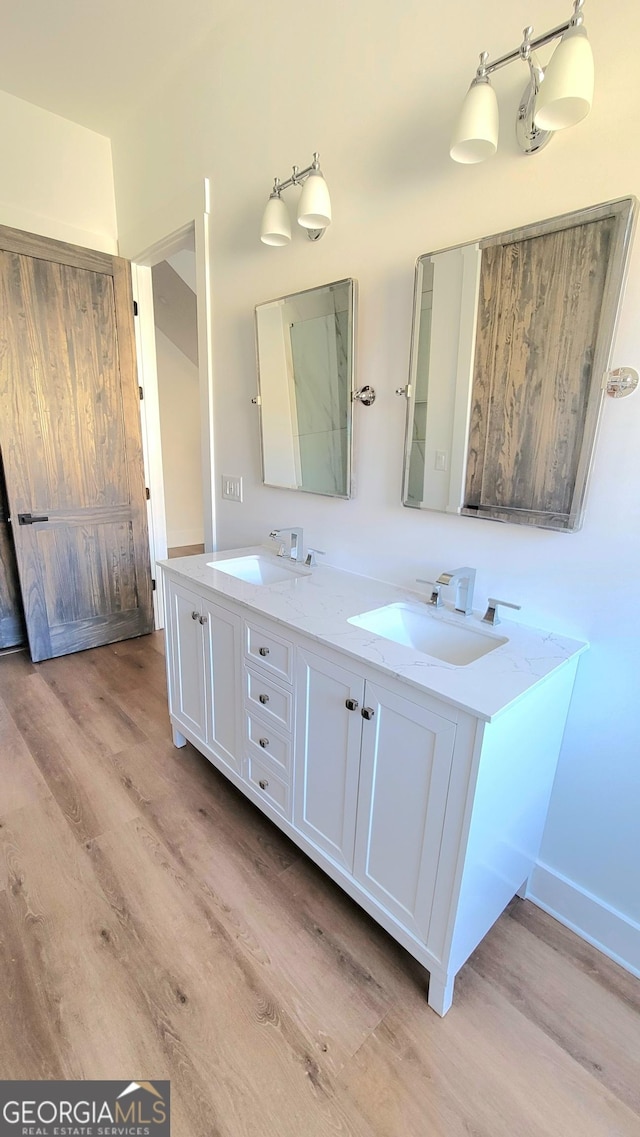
[403,198,636,531]
[255,278,355,498]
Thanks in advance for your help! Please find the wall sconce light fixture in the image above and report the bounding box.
[450,0,594,164]
[260,152,331,246]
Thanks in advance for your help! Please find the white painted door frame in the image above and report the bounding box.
[122,179,215,629]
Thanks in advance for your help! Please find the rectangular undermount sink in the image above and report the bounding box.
[209,554,310,585]
[348,601,507,665]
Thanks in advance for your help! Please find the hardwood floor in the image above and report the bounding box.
[0,634,638,1136]
[168,544,205,559]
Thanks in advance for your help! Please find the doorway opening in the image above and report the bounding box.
[151,228,205,558]
[130,200,215,630]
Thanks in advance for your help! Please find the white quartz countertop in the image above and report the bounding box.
[158,547,588,722]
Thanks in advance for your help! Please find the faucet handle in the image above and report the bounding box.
[416,579,443,608]
[304,548,325,568]
[482,597,522,626]
[269,530,287,557]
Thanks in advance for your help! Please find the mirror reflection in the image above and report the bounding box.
[403,198,635,531]
[255,278,355,498]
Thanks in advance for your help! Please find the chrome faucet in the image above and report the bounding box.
[269,528,304,562]
[436,566,476,616]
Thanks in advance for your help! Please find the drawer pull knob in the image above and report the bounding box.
[361,707,375,720]
[191,611,199,620]
[258,779,269,790]
[259,737,269,748]
[259,693,270,704]
[345,698,359,711]
[258,646,270,657]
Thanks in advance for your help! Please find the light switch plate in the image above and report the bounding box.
[222,475,243,503]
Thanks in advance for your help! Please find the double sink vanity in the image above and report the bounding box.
[159,541,587,1015]
[156,198,633,1013]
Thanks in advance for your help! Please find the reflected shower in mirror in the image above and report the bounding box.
[402,198,636,531]
[255,279,355,497]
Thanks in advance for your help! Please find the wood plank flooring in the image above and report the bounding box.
[168,544,205,559]
[0,633,638,1136]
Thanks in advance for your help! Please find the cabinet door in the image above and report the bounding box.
[294,648,364,871]
[166,580,207,744]
[354,682,456,942]
[202,598,242,774]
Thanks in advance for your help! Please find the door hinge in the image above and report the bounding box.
[133,300,139,316]
[139,386,144,400]
[145,487,150,500]
[152,578,156,591]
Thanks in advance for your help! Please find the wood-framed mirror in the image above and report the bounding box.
[402,197,636,531]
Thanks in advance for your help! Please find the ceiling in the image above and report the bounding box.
[0,0,237,136]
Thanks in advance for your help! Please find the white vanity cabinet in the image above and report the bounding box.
[242,617,295,820]
[160,558,584,1017]
[165,579,208,745]
[294,647,457,941]
[352,679,457,942]
[294,648,365,871]
[165,577,242,776]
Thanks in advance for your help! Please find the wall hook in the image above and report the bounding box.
[353,385,376,406]
[606,367,638,398]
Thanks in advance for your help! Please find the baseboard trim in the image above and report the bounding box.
[528,862,640,978]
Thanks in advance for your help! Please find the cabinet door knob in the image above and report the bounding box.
[361,707,375,720]
[259,737,269,748]
[345,698,359,711]
[191,611,199,620]
[258,646,270,656]
[258,779,269,790]
[199,614,208,625]
[258,693,270,704]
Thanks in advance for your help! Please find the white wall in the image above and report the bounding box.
[155,329,205,549]
[111,0,640,958]
[0,88,117,251]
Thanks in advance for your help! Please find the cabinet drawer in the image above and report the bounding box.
[244,666,293,733]
[245,620,293,684]
[246,757,290,819]
[245,711,291,775]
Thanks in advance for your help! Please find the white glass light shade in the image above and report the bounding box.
[534,25,594,132]
[450,79,499,164]
[260,195,291,246]
[297,171,332,229]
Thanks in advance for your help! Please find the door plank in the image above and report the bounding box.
[0,222,114,273]
[0,234,153,661]
[0,454,25,649]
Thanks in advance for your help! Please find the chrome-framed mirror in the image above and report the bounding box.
[402,197,636,531]
[254,278,356,498]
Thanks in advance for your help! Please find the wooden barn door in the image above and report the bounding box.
[0,227,153,662]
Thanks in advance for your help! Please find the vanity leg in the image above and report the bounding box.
[172,724,187,749]
[428,971,455,1016]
